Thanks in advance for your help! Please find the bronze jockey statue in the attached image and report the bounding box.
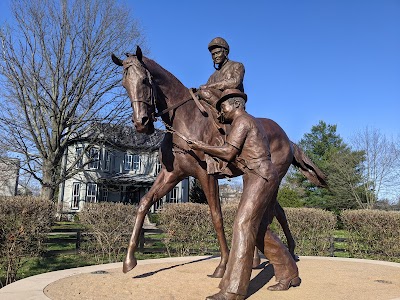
[187,89,301,300]
[197,37,245,107]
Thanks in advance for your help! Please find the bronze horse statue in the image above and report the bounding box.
[112,46,326,277]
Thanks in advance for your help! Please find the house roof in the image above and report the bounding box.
[99,173,156,186]
[70,123,165,151]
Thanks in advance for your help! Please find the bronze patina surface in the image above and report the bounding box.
[197,37,245,108]
[187,89,300,299]
[112,46,326,298]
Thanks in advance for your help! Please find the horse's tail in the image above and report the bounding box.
[291,142,328,188]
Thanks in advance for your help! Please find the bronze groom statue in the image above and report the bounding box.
[187,89,301,300]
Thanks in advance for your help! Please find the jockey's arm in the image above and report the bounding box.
[200,63,244,91]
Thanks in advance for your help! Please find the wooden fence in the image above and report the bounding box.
[45,228,346,257]
[44,228,165,256]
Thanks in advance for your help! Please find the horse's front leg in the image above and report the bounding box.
[198,174,229,278]
[123,170,181,273]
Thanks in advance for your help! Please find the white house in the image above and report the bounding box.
[57,124,189,217]
[0,157,20,196]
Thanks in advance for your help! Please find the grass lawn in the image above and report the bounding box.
[333,230,351,258]
[2,224,399,286]
[0,222,170,286]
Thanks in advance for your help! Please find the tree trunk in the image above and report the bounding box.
[41,162,58,202]
[41,184,56,202]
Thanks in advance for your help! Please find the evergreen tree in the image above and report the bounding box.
[277,184,303,207]
[291,121,365,212]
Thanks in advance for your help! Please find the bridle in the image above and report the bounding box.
[123,60,157,111]
[123,58,202,119]
[122,56,226,149]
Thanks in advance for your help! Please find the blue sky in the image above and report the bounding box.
[1,0,399,143]
[129,0,400,143]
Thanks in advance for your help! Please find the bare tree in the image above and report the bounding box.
[0,0,145,201]
[350,127,400,207]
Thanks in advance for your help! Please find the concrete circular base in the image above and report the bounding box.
[1,256,400,300]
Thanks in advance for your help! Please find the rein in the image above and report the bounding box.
[161,120,191,143]
[126,57,217,146]
[154,89,207,118]
[127,57,206,118]
[154,96,192,117]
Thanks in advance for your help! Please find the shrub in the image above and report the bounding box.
[0,196,55,286]
[78,202,136,263]
[158,202,242,256]
[158,203,216,256]
[220,201,239,245]
[158,203,335,257]
[273,207,336,256]
[341,209,400,261]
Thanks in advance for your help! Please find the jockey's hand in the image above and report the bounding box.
[190,87,197,93]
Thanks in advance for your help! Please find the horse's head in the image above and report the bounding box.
[112,46,156,134]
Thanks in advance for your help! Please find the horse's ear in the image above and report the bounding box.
[111,53,123,66]
[136,46,143,62]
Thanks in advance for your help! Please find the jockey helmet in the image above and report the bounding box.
[208,37,230,53]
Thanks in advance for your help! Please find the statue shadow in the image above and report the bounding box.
[246,261,274,299]
[133,255,218,279]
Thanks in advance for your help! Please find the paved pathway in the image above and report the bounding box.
[1,256,400,300]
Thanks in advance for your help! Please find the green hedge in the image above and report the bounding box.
[78,202,136,263]
[0,196,55,286]
[158,203,336,257]
[341,209,400,261]
[273,207,336,256]
[158,203,217,256]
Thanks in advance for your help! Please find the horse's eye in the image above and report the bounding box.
[142,78,149,85]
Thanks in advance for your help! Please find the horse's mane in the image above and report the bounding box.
[140,56,220,143]
[142,57,190,102]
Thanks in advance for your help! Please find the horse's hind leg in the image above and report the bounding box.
[252,189,299,268]
[275,202,298,261]
[123,170,181,273]
[252,248,261,268]
[197,174,229,278]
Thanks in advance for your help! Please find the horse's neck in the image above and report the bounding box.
[144,57,190,120]
[145,57,222,144]
[174,99,225,147]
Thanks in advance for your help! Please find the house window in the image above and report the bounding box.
[104,150,111,172]
[75,147,83,169]
[102,187,109,202]
[155,159,162,175]
[124,154,133,170]
[167,187,179,203]
[125,154,140,171]
[72,182,81,209]
[86,183,97,203]
[88,148,100,169]
[133,154,141,171]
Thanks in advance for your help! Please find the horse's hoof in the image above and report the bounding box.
[208,266,225,278]
[291,253,300,262]
[123,255,137,273]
